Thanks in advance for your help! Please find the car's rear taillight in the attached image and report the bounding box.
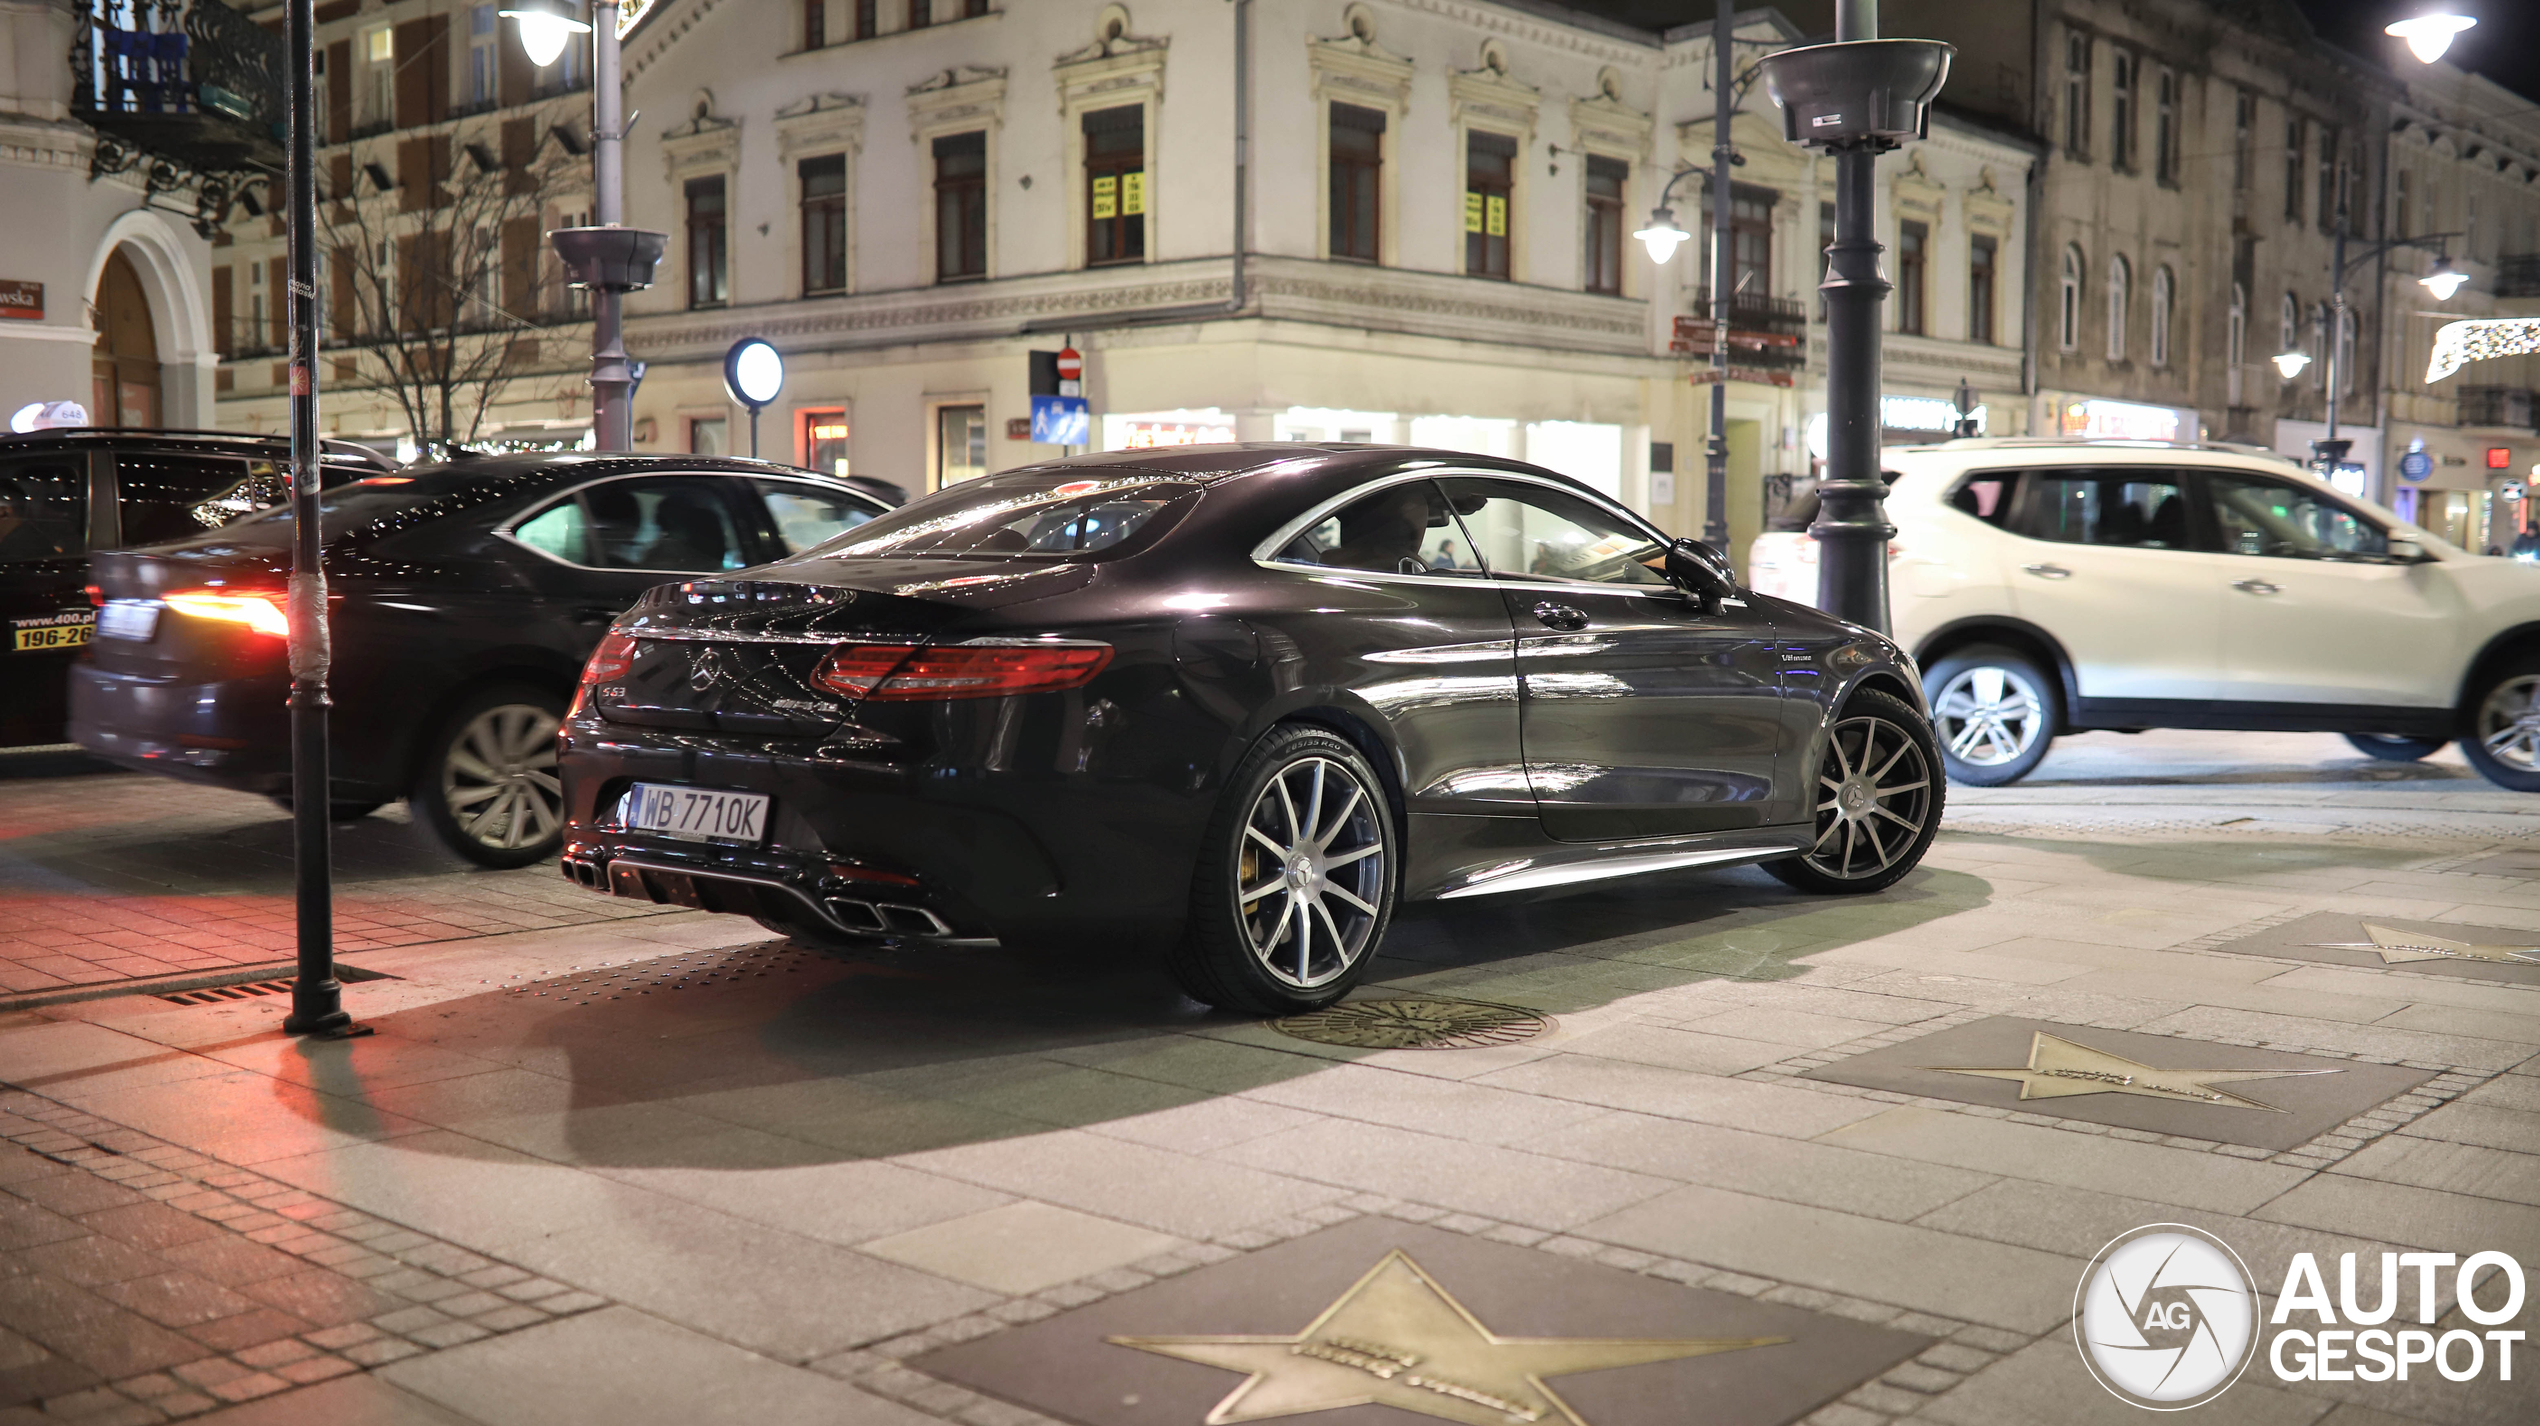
[811,642,1113,701]
[84,583,104,608]
[580,632,637,685]
[163,588,289,638]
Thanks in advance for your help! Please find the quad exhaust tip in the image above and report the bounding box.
[567,853,955,940]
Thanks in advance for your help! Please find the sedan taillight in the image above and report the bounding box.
[580,632,637,685]
[163,588,289,637]
[812,642,1113,701]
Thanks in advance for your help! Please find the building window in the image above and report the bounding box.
[1329,103,1384,264]
[685,175,728,308]
[909,0,930,27]
[2155,69,2178,185]
[1465,131,1516,280]
[2233,91,2253,191]
[1583,155,1627,295]
[467,4,496,107]
[2337,308,2356,397]
[689,416,727,455]
[801,409,849,476]
[936,404,987,490]
[2318,127,2338,229]
[2150,265,2173,366]
[2106,255,2130,360]
[1895,219,1927,335]
[803,0,823,49]
[933,131,987,282]
[2285,119,2304,225]
[2280,292,2299,362]
[2059,246,2081,351]
[360,24,392,128]
[2227,282,2247,403]
[2308,302,2326,387]
[800,154,847,295]
[1968,232,1997,345]
[2063,31,2090,158]
[1728,188,1773,299]
[854,0,875,38]
[1083,105,1146,267]
[2109,51,2134,171]
[2395,168,2410,239]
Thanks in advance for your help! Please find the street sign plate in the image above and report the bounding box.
[2400,449,2434,481]
[1031,394,1090,445]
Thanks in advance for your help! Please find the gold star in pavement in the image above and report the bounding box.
[1108,1250,1782,1426]
[2309,923,2540,967]
[1925,1031,2338,1114]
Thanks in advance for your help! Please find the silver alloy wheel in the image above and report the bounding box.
[2478,674,2540,771]
[1805,713,1935,881]
[1932,664,2046,768]
[440,703,563,851]
[1237,756,1388,990]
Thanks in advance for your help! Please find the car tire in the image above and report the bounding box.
[2343,733,2448,762]
[1769,689,1944,896]
[411,684,568,868]
[1167,725,1397,1016]
[2460,663,2540,792]
[1922,645,2059,786]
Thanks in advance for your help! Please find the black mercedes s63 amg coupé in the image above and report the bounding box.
[557,445,1942,1013]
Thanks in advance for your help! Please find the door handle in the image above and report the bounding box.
[2231,578,2282,596]
[1531,602,1589,632]
[2022,563,2072,579]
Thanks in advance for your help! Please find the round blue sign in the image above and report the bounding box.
[2401,450,2434,482]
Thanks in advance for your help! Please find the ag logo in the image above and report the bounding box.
[2075,1224,2259,1410]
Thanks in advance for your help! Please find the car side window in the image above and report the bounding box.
[1436,477,1671,587]
[1948,472,2019,528]
[0,459,86,564]
[751,478,876,555]
[1272,480,1482,577]
[511,499,591,564]
[572,477,750,572]
[116,455,256,545]
[2020,471,2193,550]
[2206,472,2388,560]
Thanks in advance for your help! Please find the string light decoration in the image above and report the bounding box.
[2426,318,2540,384]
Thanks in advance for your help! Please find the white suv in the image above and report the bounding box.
[1749,438,2540,789]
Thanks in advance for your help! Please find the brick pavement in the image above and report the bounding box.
[0,752,672,995]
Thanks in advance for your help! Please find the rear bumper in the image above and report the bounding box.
[68,664,292,792]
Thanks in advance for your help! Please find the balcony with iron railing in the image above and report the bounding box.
[1672,290,1807,380]
[2497,256,2540,300]
[2458,385,2540,433]
[72,0,284,211]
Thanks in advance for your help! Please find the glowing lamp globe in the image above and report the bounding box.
[2421,260,2468,301]
[1633,210,1690,265]
[2386,13,2475,65]
[724,338,784,410]
[2272,351,2312,379]
[501,3,591,67]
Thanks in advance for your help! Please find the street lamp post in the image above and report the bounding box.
[723,338,783,459]
[507,0,663,450]
[2309,224,2464,480]
[1754,1,1951,633]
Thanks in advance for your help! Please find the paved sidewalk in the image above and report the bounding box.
[0,752,675,996]
[0,730,2531,1426]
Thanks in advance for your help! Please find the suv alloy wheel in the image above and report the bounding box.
[1922,645,2059,785]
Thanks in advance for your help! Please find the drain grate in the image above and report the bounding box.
[158,965,394,1006]
[1271,997,1555,1050]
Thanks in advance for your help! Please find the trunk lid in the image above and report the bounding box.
[86,546,293,682]
[597,562,1094,735]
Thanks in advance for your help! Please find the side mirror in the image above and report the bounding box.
[2387,538,2431,564]
[1667,537,1739,602]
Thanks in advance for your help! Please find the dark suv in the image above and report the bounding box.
[1,429,393,746]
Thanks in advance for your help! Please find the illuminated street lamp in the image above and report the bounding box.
[2422,256,2468,301]
[2386,11,2476,65]
[498,0,589,66]
[2273,350,2313,380]
[722,337,783,459]
[1632,207,1690,266]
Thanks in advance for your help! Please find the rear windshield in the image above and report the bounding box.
[807,472,1195,561]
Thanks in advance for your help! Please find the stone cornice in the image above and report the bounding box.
[775,94,865,157]
[1307,29,1414,110]
[907,66,1008,139]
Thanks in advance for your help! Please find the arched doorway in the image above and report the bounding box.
[92,248,161,428]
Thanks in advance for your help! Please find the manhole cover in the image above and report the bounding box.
[1270,997,1553,1050]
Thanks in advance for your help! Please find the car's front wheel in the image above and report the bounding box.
[2343,732,2448,763]
[412,685,567,867]
[2462,664,2540,791]
[1168,726,1396,1015]
[1923,645,2058,786]
[1770,689,1943,895]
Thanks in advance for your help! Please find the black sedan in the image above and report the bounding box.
[70,454,890,865]
[556,446,1942,1013]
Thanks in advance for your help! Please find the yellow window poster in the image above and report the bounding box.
[1486,194,1507,237]
[1092,174,1118,220]
[1122,170,1146,215]
[1463,191,1483,232]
